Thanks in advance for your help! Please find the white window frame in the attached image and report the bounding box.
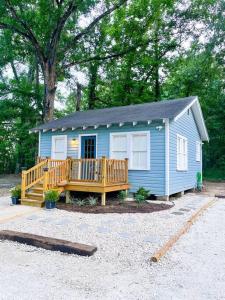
[176,134,188,171]
[196,141,201,162]
[110,131,150,171]
[51,135,67,160]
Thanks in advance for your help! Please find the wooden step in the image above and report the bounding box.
[31,187,43,194]
[25,192,43,200]
[21,198,44,208]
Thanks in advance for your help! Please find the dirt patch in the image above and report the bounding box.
[57,200,172,214]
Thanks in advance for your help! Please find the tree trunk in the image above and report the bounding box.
[43,61,57,122]
[88,63,98,109]
[76,82,82,111]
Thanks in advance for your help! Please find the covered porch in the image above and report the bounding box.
[21,157,130,206]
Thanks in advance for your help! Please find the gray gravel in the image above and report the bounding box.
[0,193,223,299]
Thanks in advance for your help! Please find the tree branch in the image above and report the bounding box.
[63,39,151,69]
[48,1,77,63]
[4,0,45,63]
[64,0,127,52]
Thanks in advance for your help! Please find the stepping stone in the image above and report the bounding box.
[124,218,136,224]
[118,232,130,239]
[143,235,160,243]
[55,219,71,226]
[179,208,191,212]
[171,211,184,215]
[26,215,39,221]
[78,223,89,231]
[97,227,111,234]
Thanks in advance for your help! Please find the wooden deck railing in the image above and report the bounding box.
[21,159,48,199]
[69,157,128,185]
[44,160,68,191]
[22,157,129,199]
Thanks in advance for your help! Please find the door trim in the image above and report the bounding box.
[51,135,67,159]
[78,134,98,159]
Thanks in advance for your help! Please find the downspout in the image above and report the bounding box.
[165,119,170,199]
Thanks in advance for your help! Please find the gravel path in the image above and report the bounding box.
[0,193,224,299]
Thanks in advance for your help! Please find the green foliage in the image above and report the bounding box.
[203,168,225,181]
[136,187,150,200]
[45,190,59,202]
[117,190,127,204]
[86,196,98,206]
[10,185,21,198]
[77,199,86,207]
[134,194,146,206]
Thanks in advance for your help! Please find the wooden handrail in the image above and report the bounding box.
[21,159,48,199]
[44,160,68,191]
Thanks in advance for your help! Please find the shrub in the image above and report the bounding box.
[117,190,127,204]
[45,190,59,202]
[87,196,98,206]
[136,187,150,200]
[10,185,21,198]
[135,194,145,206]
[77,199,86,207]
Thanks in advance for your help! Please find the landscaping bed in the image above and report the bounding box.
[56,200,172,214]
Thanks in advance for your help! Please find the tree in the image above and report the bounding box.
[0,0,127,122]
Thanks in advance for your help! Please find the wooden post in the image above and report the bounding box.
[101,192,106,206]
[67,157,72,182]
[43,167,49,197]
[101,156,107,186]
[21,171,26,199]
[125,158,129,183]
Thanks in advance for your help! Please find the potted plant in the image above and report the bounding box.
[45,190,59,209]
[10,185,21,205]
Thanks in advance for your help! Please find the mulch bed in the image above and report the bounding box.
[57,200,173,214]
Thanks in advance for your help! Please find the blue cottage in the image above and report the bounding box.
[24,96,208,206]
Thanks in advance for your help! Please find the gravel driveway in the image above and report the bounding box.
[0,192,224,299]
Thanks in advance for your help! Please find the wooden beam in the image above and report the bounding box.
[94,125,99,129]
[133,121,137,126]
[119,122,124,127]
[72,127,76,131]
[83,126,87,130]
[43,129,49,133]
[0,230,97,256]
[106,124,111,128]
[147,120,152,125]
[52,128,58,132]
[101,192,106,206]
[62,127,67,132]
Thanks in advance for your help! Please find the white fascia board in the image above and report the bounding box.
[174,97,198,122]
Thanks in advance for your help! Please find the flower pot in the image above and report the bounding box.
[45,200,56,209]
[11,196,20,205]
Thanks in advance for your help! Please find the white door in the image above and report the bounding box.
[51,135,67,159]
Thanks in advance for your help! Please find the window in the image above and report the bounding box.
[196,141,201,162]
[110,131,150,170]
[177,134,188,171]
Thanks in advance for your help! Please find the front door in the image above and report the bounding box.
[81,135,96,159]
[51,135,67,159]
[80,135,97,180]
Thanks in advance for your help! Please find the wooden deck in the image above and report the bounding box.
[21,157,130,207]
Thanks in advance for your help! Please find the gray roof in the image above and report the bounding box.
[33,96,197,131]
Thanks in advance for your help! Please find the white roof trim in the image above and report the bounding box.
[174,96,209,142]
[174,97,198,122]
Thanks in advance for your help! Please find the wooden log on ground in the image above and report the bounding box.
[151,198,217,262]
[215,194,225,199]
[0,230,97,256]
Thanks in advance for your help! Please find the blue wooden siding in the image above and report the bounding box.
[169,110,201,195]
[40,122,166,196]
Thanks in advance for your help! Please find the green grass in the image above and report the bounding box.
[203,168,225,181]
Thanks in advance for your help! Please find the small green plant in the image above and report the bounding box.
[117,190,127,204]
[77,199,86,207]
[10,185,21,198]
[196,172,202,191]
[87,196,98,206]
[136,187,150,200]
[45,190,59,202]
[135,194,145,206]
